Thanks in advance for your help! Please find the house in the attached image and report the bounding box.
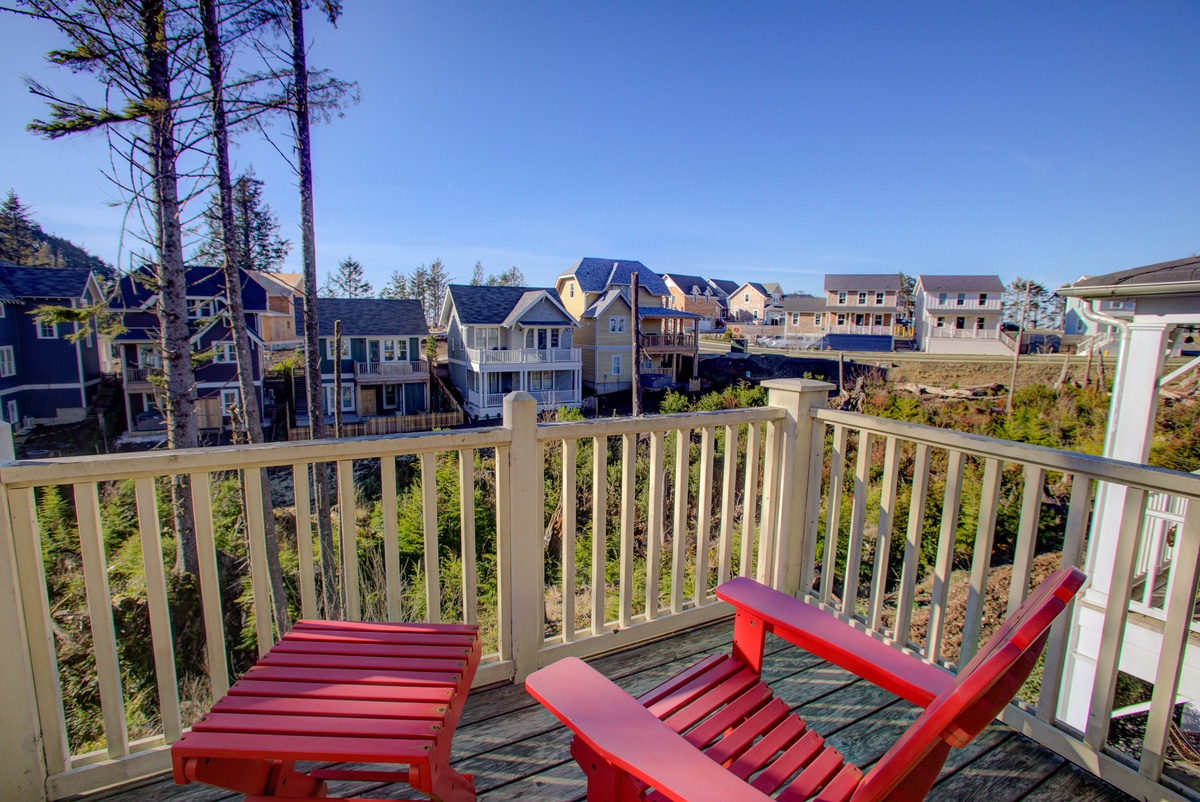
[822,273,901,351]
[913,275,1009,355]
[249,271,304,349]
[662,273,722,331]
[726,281,783,323]
[779,294,827,345]
[556,258,701,395]
[293,297,430,428]
[441,284,582,419]
[704,277,739,321]
[110,265,268,436]
[0,260,105,427]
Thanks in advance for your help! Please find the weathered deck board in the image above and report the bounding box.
[80,619,1129,802]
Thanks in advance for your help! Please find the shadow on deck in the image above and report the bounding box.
[80,621,1131,802]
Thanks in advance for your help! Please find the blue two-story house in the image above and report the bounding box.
[293,297,430,428]
[0,260,105,428]
[111,265,269,436]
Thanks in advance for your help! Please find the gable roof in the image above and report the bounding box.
[116,265,268,311]
[824,273,902,292]
[736,282,778,299]
[1059,255,1200,298]
[0,260,95,301]
[298,297,429,337]
[445,284,574,327]
[662,273,711,295]
[706,278,739,298]
[582,287,631,319]
[779,294,826,313]
[559,258,669,296]
[917,275,1006,294]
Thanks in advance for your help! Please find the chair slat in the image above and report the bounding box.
[684,682,773,749]
[705,697,791,765]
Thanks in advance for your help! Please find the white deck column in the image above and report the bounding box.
[502,392,543,681]
[1059,320,1174,730]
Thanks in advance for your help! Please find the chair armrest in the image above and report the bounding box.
[526,657,772,802]
[717,577,953,707]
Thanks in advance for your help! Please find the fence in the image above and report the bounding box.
[287,410,463,440]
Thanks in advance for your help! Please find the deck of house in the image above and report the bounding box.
[80,620,1130,802]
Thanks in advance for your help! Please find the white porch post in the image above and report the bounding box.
[502,392,543,682]
[1059,320,1174,730]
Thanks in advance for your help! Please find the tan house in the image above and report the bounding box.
[662,273,722,330]
[823,273,901,351]
[727,282,783,323]
[779,294,827,341]
[249,272,304,348]
[556,258,701,395]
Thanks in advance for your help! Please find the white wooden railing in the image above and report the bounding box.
[928,327,999,340]
[3,380,1200,801]
[924,298,1004,311]
[353,359,429,378]
[465,347,580,365]
[827,324,893,336]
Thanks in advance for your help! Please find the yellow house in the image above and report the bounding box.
[556,258,701,395]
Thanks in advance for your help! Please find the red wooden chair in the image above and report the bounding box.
[527,566,1085,802]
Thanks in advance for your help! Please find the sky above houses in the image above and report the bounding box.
[1,2,1198,295]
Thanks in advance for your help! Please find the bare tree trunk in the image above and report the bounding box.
[143,0,197,573]
[1006,282,1031,415]
[200,0,289,630]
[291,0,339,617]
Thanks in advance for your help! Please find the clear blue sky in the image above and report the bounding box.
[2,2,1199,295]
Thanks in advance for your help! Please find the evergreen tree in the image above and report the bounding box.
[470,259,485,285]
[0,190,39,265]
[323,255,374,297]
[486,265,526,287]
[379,269,408,299]
[424,258,450,328]
[194,167,291,271]
[897,273,916,319]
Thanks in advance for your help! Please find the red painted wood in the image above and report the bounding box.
[257,652,468,672]
[228,679,455,703]
[750,729,824,795]
[193,712,442,739]
[644,657,742,719]
[662,668,759,733]
[172,729,436,763]
[636,653,727,707]
[243,665,462,686]
[683,683,772,749]
[271,640,475,659]
[777,746,845,802]
[705,697,790,765]
[282,629,477,647]
[212,695,449,720]
[727,715,805,780]
[293,618,477,635]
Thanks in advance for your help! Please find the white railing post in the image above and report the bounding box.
[762,379,836,596]
[502,392,543,682]
[0,421,47,800]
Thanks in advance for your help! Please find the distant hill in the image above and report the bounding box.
[28,225,114,279]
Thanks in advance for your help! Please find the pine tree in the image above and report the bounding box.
[424,258,450,328]
[195,167,291,272]
[486,265,526,287]
[0,190,39,265]
[470,260,485,285]
[323,255,374,297]
[379,270,408,299]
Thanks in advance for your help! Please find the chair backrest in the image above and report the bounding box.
[854,566,1086,802]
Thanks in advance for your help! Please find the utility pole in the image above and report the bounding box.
[1006,281,1031,415]
[631,272,643,416]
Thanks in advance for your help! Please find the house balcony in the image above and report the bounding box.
[928,327,999,340]
[640,333,697,352]
[122,366,162,390]
[826,324,893,336]
[464,347,581,366]
[924,298,1004,311]
[467,387,581,412]
[0,383,1193,802]
[352,359,429,384]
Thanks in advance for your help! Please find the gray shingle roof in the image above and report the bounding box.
[824,273,902,291]
[0,260,93,300]
[446,284,567,325]
[662,273,711,295]
[918,275,1006,294]
[299,297,429,337]
[117,265,267,310]
[1067,256,1200,291]
[560,258,669,296]
[779,294,826,312]
[706,278,739,297]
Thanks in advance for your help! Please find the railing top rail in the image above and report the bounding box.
[815,408,1200,500]
[536,406,784,441]
[0,426,512,488]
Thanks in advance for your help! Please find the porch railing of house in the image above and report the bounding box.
[123,367,162,384]
[468,389,580,409]
[999,329,1019,350]
[353,359,430,377]
[286,410,464,440]
[827,324,894,336]
[1,379,1199,801]
[465,347,581,365]
[640,333,697,349]
[928,327,999,339]
[924,298,1004,311]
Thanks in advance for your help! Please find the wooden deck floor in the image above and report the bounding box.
[81,620,1132,802]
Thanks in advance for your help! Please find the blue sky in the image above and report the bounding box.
[2,2,1199,294]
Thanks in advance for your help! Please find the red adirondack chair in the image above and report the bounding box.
[527,566,1085,802]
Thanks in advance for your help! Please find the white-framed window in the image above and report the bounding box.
[744,293,750,302]
[383,384,399,409]
[38,321,55,339]
[936,316,945,328]
[473,327,499,350]
[551,329,560,348]
[0,346,14,377]
[214,342,236,362]
[956,293,966,306]
[791,313,800,325]
[326,338,350,359]
[188,298,224,319]
[836,313,846,326]
[0,304,6,318]
[938,293,947,305]
[142,392,159,412]
[976,317,986,330]
[875,292,885,305]
[857,292,867,305]
[608,317,625,334]
[221,388,240,417]
[383,339,395,361]
[5,400,16,424]
[978,293,988,304]
[814,313,823,326]
[837,292,847,305]
[322,384,355,412]
[611,355,622,376]
[529,371,553,391]
[569,282,575,298]
[874,314,883,326]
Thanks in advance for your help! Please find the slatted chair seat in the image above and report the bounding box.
[171,619,481,802]
[528,567,1085,802]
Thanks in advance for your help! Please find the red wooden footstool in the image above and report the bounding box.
[171,619,481,801]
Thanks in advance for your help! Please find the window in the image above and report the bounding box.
[955,317,966,329]
[551,329,560,348]
[472,327,500,350]
[936,316,945,328]
[0,346,13,377]
[979,293,988,304]
[85,329,94,348]
[837,313,846,326]
[341,385,354,411]
[874,314,883,326]
[838,292,847,305]
[384,384,399,409]
[608,317,625,334]
[938,293,947,305]
[383,340,395,361]
[956,293,965,306]
[221,388,240,417]
[214,342,236,362]
[326,338,350,359]
[5,400,16,424]
[611,355,622,376]
[529,371,553,391]
[569,282,575,298]
[744,293,750,302]
[791,313,800,325]
[875,292,885,305]
[976,317,986,330]
[188,298,224,319]
[38,321,55,339]
[0,304,5,318]
[857,292,867,305]
[138,344,160,368]
[854,313,866,326]
[814,313,823,326]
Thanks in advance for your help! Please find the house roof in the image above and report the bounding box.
[298,297,429,337]
[918,275,1006,294]
[824,273,902,292]
[662,273,711,295]
[639,306,702,320]
[445,284,574,327]
[581,288,630,319]
[706,278,739,297]
[1059,256,1200,298]
[559,258,669,296]
[116,265,268,310]
[250,271,304,295]
[0,260,94,301]
[779,294,826,313]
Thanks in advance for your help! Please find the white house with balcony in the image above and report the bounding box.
[442,284,582,419]
[913,274,1010,355]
